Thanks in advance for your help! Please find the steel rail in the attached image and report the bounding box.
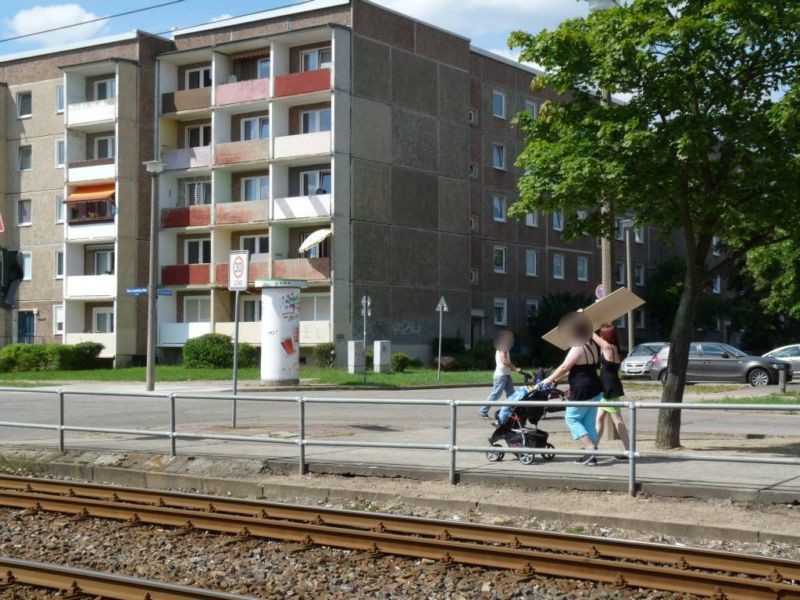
[0,481,797,599]
[0,556,254,599]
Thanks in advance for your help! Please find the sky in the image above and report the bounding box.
[0,0,588,59]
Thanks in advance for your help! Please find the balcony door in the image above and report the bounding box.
[241,116,269,141]
[300,108,331,133]
[184,296,211,323]
[94,136,115,159]
[94,250,115,275]
[185,238,211,264]
[92,307,114,333]
[185,67,212,90]
[300,47,332,71]
[300,170,331,196]
[94,78,116,100]
[16,311,35,344]
[186,125,211,148]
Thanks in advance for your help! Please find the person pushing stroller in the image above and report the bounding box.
[479,330,522,420]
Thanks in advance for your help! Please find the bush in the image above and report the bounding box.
[365,350,374,369]
[236,343,259,368]
[183,333,234,368]
[312,342,336,368]
[0,344,51,372]
[391,353,410,373]
[433,356,459,371]
[49,342,104,370]
[432,336,466,356]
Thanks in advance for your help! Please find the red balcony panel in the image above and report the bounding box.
[161,205,211,229]
[215,259,269,284]
[215,139,269,166]
[273,69,331,98]
[161,264,210,286]
[273,257,331,281]
[214,200,268,225]
[216,78,270,106]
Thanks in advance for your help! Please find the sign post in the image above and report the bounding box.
[228,250,249,428]
[361,295,371,384]
[435,296,449,381]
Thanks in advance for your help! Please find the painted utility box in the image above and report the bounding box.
[257,280,307,385]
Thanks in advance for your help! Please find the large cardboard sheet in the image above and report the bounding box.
[542,288,645,350]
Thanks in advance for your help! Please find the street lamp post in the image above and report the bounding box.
[143,159,164,392]
[621,219,635,354]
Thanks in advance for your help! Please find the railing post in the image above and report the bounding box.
[58,389,65,453]
[449,401,458,485]
[628,402,637,497]
[298,396,307,475]
[169,393,176,457]
[779,368,787,394]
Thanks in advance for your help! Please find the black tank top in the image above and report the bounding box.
[600,345,625,399]
[568,342,603,401]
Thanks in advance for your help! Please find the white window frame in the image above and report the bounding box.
[493,297,508,326]
[185,125,211,148]
[94,78,116,101]
[185,238,211,265]
[241,234,269,256]
[616,315,627,329]
[524,99,539,118]
[300,169,332,196]
[469,215,478,231]
[636,309,646,329]
[635,263,645,286]
[615,218,625,241]
[525,249,538,277]
[18,146,32,171]
[184,180,212,206]
[468,108,478,124]
[17,199,32,227]
[492,195,507,222]
[300,108,331,134]
[470,268,478,284]
[525,211,538,227]
[183,295,211,323]
[552,253,565,280]
[634,225,645,244]
[56,193,65,223]
[526,299,540,317]
[576,256,589,282]
[491,143,506,170]
[55,138,65,167]
[492,246,506,274]
[56,84,65,113]
[241,296,262,322]
[712,275,722,294]
[92,306,114,333]
[712,235,721,256]
[257,57,271,79]
[299,293,331,322]
[492,90,506,119]
[300,47,332,72]
[185,66,212,90]
[54,251,64,280]
[21,252,32,281]
[615,261,626,285]
[241,116,270,141]
[552,211,564,232]
[53,304,64,336]
[94,135,115,159]
[94,250,115,275]
[241,176,269,202]
[17,91,32,118]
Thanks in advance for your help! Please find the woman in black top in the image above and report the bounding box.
[593,323,630,459]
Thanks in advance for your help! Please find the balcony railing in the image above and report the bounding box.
[163,146,211,171]
[67,199,115,226]
[215,139,270,166]
[64,274,116,299]
[300,320,332,345]
[214,322,261,344]
[215,78,270,106]
[161,205,211,228]
[273,69,331,98]
[68,158,115,183]
[161,264,211,286]
[273,257,331,281]
[272,193,331,221]
[161,88,212,114]
[66,221,116,241]
[64,332,115,357]
[214,257,269,284]
[214,199,268,225]
[158,322,213,346]
[67,99,115,126]
[272,131,331,161]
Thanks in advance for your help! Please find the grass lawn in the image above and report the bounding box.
[700,392,800,405]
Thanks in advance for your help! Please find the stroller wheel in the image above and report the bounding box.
[519,451,536,465]
[541,443,556,461]
[486,444,505,462]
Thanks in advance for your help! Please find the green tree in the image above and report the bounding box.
[746,239,800,320]
[528,292,595,368]
[509,1,800,448]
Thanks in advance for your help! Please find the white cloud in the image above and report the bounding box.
[210,14,233,23]
[3,4,109,47]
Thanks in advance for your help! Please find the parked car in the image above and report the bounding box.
[620,342,667,377]
[764,344,800,376]
[649,342,792,386]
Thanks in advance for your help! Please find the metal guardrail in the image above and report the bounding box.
[0,387,797,496]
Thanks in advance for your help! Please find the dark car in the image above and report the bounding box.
[649,342,792,387]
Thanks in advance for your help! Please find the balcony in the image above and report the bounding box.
[214,199,268,225]
[159,322,213,346]
[68,158,115,183]
[273,257,331,281]
[161,264,211,286]
[215,257,269,284]
[215,139,270,166]
[65,274,115,299]
[65,332,115,358]
[66,221,116,241]
[216,78,270,106]
[67,99,115,127]
[161,205,211,228]
[214,322,261,344]
[163,146,211,171]
[274,69,331,98]
[272,194,331,221]
[300,320,332,345]
[273,131,331,161]
[161,88,212,114]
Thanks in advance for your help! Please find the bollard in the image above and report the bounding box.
[58,389,65,453]
[298,397,307,475]
[169,393,176,457]
[779,368,787,394]
[449,402,457,485]
[628,402,637,497]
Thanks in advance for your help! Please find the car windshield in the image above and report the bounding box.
[719,343,747,358]
[630,345,659,357]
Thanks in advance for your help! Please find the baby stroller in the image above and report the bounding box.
[486,370,563,465]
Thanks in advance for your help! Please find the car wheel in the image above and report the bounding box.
[748,368,770,387]
[659,370,668,384]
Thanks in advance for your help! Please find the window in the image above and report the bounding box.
[17,92,32,118]
[615,315,627,329]
[712,274,721,294]
[185,238,211,264]
[241,116,270,140]
[491,143,506,170]
[257,58,271,79]
[55,251,64,279]
[241,234,269,255]
[185,67,212,89]
[241,176,269,201]
[56,84,65,113]
[56,193,66,223]
[94,250,115,275]
[635,263,645,286]
[552,211,564,231]
[615,260,626,285]
[184,296,211,322]
[526,299,539,318]
[17,199,32,226]
[552,253,564,279]
[186,125,211,147]
[634,225,645,244]
[492,195,506,222]
[525,99,539,118]
[92,307,114,333]
[18,146,32,171]
[301,170,332,195]
[94,136,115,159]
[53,305,64,335]
[493,297,508,326]
[242,297,262,322]
[493,246,506,274]
[469,162,478,178]
[55,139,65,167]
[468,108,478,124]
[469,215,478,231]
[636,309,646,329]
[93,78,115,100]
[22,253,32,281]
[299,293,331,321]
[712,235,722,256]
[525,211,538,227]
[576,256,588,281]
[300,108,331,133]
[492,90,506,119]
[298,232,330,258]
[184,180,211,205]
[470,268,478,284]
[525,249,537,277]
[301,47,332,71]
[615,218,625,241]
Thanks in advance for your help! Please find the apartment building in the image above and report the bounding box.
[0,0,675,365]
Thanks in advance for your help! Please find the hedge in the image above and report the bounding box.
[0,342,104,373]
[183,333,258,369]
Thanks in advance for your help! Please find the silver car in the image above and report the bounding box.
[764,344,800,376]
[620,342,667,377]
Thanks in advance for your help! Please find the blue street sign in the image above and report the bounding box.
[125,287,148,297]
[156,288,173,297]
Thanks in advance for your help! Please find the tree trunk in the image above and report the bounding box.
[655,264,704,449]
